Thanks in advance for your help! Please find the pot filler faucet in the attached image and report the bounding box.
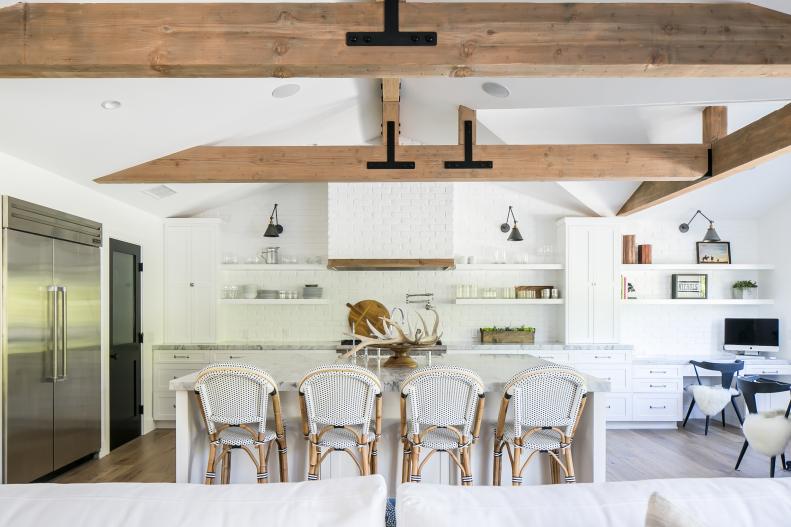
[406,293,435,310]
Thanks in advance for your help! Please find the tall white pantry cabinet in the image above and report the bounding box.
[561,218,620,344]
[163,219,219,343]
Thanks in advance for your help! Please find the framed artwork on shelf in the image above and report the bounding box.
[697,242,731,264]
[672,274,708,299]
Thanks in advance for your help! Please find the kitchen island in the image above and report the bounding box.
[169,351,610,491]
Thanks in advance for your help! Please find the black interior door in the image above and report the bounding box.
[109,239,142,450]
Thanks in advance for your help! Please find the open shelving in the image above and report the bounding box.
[621,298,774,306]
[218,298,329,305]
[621,264,774,271]
[454,263,564,271]
[454,298,564,305]
[220,264,327,271]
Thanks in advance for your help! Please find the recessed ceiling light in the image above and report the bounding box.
[142,185,177,200]
[100,100,122,110]
[481,82,510,98]
[271,84,301,99]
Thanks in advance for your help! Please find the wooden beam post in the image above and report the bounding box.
[458,106,476,146]
[702,106,728,145]
[94,143,708,184]
[619,103,791,216]
[3,3,791,78]
[381,78,400,146]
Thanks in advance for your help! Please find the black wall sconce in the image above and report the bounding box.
[679,209,720,242]
[500,206,523,242]
[264,203,284,238]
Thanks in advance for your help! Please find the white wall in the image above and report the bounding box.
[0,153,163,455]
[759,203,791,358]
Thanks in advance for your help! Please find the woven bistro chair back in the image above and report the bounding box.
[505,366,587,439]
[195,363,277,435]
[299,364,383,436]
[401,366,485,439]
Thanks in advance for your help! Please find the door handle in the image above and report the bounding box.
[59,286,68,380]
[47,286,58,382]
[110,353,119,360]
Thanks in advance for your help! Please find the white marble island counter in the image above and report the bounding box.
[170,351,609,492]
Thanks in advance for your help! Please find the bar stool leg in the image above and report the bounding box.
[563,446,576,484]
[735,440,749,470]
[370,439,378,475]
[704,416,710,436]
[682,399,695,427]
[771,456,777,478]
[276,436,289,483]
[548,452,560,484]
[256,442,269,484]
[401,442,412,483]
[492,439,503,486]
[731,398,744,425]
[359,444,371,476]
[221,446,232,484]
[410,444,422,483]
[307,442,319,481]
[511,445,522,486]
[461,447,473,486]
[204,443,217,485]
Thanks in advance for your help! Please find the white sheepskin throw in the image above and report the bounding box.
[688,385,731,417]
[743,411,791,457]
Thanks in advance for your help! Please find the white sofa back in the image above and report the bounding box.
[397,477,791,527]
[0,475,386,527]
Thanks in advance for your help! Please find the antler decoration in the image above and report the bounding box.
[341,307,442,359]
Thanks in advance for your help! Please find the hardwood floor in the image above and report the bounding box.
[607,419,790,481]
[54,421,789,483]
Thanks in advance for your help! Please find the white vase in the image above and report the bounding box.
[733,288,757,300]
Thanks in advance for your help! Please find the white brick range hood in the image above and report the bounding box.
[326,183,455,270]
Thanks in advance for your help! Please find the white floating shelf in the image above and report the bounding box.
[220,264,327,271]
[621,299,774,305]
[455,298,564,305]
[454,263,564,271]
[621,264,774,271]
[218,299,329,305]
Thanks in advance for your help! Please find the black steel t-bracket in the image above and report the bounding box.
[346,0,437,47]
[444,121,493,169]
[367,121,415,169]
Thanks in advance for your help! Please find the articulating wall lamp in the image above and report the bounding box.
[679,209,720,242]
[264,203,284,238]
[500,206,523,242]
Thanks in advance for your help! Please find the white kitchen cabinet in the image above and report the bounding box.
[164,219,219,343]
[563,220,619,344]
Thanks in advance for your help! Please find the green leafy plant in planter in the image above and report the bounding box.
[732,280,758,300]
[480,325,536,344]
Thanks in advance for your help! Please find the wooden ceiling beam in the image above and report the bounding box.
[619,103,791,216]
[381,78,400,146]
[94,144,708,184]
[2,3,791,78]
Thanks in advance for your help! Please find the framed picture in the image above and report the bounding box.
[672,274,708,299]
[697,242,731,264]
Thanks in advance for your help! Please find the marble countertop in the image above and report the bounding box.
[154,341,633,352]
[168,350,611,393]
[633,355,791,366]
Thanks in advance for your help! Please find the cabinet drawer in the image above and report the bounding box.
[155,349,211,363]
[532,352,571,364]
[742,365,791,376]
[576,366,630,392]
[632,365,681,379]
[155,366,203,391]
[633,380,681,393]
[633,394,682,421]
[212,351,262,363]
[573,350,630,364]
[606,394,632,421]
[153,393,177,421]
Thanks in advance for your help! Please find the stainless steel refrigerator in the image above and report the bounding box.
[1,196,101,483]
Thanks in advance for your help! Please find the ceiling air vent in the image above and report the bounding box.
[142,185,177,200]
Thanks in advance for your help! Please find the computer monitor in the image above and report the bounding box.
[724,318,779,354]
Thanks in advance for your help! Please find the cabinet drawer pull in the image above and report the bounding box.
[173,354,190,359]
[649,384,667,388]
[229,355,242,359]
[649,370,667,374]
[594,355,612,359]
[761,370,780,374]
[172,404,176,409]
[606,405,612,409]
[649,405,667,410]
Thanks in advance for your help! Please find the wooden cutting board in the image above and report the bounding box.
[347,300,389,338]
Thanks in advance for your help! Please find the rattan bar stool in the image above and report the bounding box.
[194,363,288,484]
[493,366,587,486]
[400,366,485,486]
[298,364,383,480]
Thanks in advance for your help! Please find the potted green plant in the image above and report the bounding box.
[480,325,536,344]
[732,280,758,300]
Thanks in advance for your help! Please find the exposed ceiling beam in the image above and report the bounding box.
[94,144,707,184]
[619,103,791,215]
[381,78,400,146]
[2,3,791,78]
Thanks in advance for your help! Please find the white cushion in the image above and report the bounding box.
[688,385,731,416]
[397,477,791,527]
[644,492,708,527]
[0,476,386,527]
[743,410,791,457]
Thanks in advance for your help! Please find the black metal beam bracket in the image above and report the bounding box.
[444,121,493,169]
[367,121,416,169]
[347,0,437,47]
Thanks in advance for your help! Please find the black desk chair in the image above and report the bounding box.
[682,360,744,435]
[734,375,791,478]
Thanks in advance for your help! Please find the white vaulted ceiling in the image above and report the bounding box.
[2,1,791,218]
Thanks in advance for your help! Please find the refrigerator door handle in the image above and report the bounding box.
[47,286,59,382]
[59,286,68,381]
